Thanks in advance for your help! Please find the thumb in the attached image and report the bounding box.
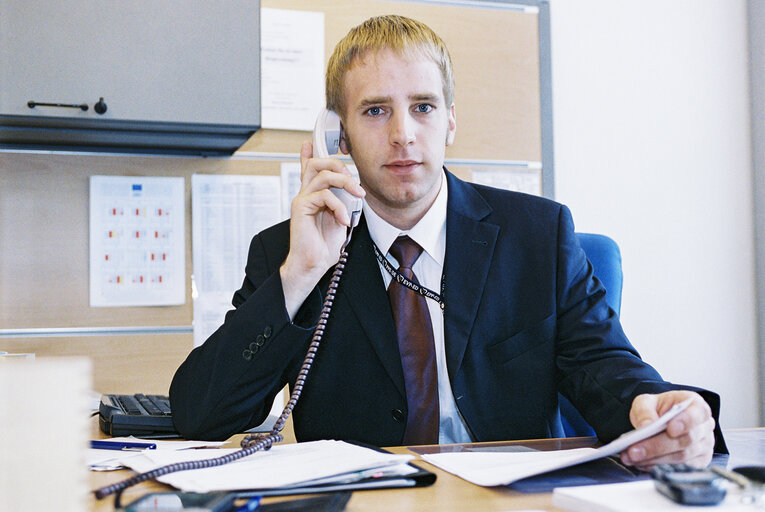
[629,394,660,429]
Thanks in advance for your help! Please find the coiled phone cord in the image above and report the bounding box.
[94,223,357,506]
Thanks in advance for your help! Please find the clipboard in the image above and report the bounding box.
[237,459,436,497]
[244,443,436,496]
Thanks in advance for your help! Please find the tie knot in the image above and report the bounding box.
[389,235,423,269]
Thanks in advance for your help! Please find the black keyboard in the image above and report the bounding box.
[99,393,179,437]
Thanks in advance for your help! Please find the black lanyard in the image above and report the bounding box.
[372,240,446,311]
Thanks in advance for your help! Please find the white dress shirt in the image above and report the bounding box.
[363,172,473,444]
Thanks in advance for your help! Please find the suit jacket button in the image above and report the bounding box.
[263,326,272,338]
[255,334,265,346]
[242,349,252,361]
[391,409,406,423]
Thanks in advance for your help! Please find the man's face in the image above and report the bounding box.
[339,48,456,228]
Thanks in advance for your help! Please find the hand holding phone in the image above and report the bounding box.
[312,109,362,228]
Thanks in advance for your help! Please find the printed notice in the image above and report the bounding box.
[89,176,185,307]
[261,8,325,130]
[280,162,301,221]
[471,168,542,196]
[191,174,281,347]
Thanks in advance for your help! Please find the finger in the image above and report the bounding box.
[293,188,353,226]
[315,188,355,226]
[629,393,660,429]
[621,415,716,469]
[624,434,714,470]
[300,142,353,187]
[635,411,714,459]
[302,169,364,198]
[299,140,313,180]
[666,397,711,439]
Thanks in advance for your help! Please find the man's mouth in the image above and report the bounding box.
[385,160,420,173]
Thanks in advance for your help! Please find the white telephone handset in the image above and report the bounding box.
[312,109,362,227]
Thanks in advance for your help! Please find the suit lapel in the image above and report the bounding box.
[339,218,406,398]
[443,171,499,383]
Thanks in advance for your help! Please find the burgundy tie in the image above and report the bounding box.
[388,235,439,445]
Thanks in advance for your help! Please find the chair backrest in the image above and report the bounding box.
[575,233,623,315]
[559,233,623,437]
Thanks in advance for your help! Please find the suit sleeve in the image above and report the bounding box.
[169,231,322,440]
[553,205,726,452]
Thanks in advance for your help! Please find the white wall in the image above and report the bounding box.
[749,0,765,427]
[549,0,759,428]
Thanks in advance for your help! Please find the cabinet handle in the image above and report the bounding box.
[94,97,108,114]
[28,100,89,111]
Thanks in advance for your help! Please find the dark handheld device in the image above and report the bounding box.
[650,464,727,506]
[121,491,238,512]
[122,491,351,512]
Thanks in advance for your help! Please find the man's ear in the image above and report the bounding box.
[339,121,350,154]
[446,103,456,146]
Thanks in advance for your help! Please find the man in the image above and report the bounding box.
[171,15,724,469]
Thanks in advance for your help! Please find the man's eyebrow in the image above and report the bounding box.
[409,93,440,102]
[357,93,440,107]
[359,96,392,107]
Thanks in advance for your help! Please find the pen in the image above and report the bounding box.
[232,496,261,511]
[90,440,157,451]
[709,466,752,488]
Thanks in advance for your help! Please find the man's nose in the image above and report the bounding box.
[389,111,416,147]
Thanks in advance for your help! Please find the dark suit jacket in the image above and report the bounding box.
[170,171,725,451]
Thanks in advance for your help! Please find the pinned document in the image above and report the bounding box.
[89,175,185,307]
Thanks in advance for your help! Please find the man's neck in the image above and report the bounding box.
[363,173,448,268]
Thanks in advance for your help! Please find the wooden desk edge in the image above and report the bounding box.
[89,423,763,512]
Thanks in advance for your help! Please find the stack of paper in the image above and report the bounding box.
[120,440,425,494]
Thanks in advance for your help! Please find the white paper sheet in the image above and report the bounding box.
[261,8,325,130]
[87,436,225,471]
[280,162,301,220]
[422,398,693,487]
[553,480,751,512]
[89,176,185,306]
[121,440,414,493]
[190,173,281,347]
[190,173,286,429]
[471,168,542,196]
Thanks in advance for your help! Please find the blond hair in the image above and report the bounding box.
[326,15,454,117]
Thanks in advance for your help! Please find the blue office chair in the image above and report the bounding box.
[558,233,623,437]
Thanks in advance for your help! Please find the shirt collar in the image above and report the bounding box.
[364,171,447,266]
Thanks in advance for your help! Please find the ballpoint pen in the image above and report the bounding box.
[90,440,157,451]
[232,496,261,512]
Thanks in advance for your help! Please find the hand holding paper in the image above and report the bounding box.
[621,391,716,470]
[422,397,694,487]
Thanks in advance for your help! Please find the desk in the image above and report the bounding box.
[88,427,764,512]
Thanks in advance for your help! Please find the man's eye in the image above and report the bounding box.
[366,106,383,116]
[415,104,433,113]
